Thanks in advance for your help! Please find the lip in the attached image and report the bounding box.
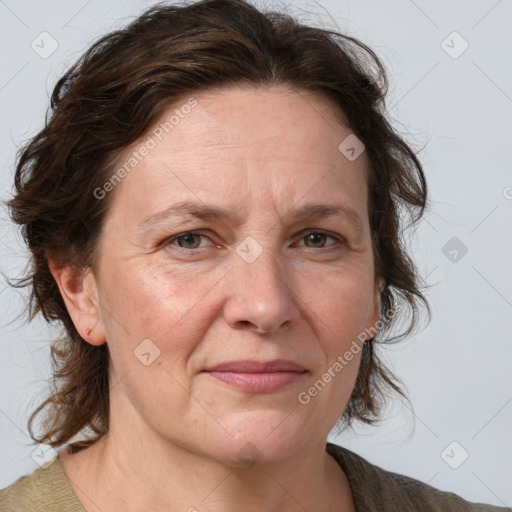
[204,359,305,373]
[203,359,307,393]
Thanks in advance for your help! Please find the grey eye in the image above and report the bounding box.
[176,233,203,249]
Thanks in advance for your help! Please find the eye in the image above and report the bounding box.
[165,232,214,251]
[298,231,343,249]
[163,230,345,254]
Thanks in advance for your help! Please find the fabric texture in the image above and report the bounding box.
[0,442,509,511]
[326,443,510,511]
[0,455,85,511]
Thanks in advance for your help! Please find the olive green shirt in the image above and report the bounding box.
[0,443,509,511]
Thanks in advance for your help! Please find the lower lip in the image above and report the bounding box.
[205,371,305,393]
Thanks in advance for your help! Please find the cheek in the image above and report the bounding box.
[300,260,375,337]
[98,257,225,369]
[100,257,170,327]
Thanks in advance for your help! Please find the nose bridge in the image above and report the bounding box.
[222,235,298,333]
[236,236,283,288]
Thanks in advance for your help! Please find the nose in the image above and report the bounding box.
[222,244,300,335]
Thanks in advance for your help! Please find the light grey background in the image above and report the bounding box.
[0,0,511,507]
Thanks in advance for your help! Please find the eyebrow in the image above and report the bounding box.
[136,200,363,233]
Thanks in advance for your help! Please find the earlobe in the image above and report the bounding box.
[47,254,106,346]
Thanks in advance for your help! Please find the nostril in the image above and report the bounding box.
[236,320,254,329]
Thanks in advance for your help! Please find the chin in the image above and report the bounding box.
[206,408,313,468]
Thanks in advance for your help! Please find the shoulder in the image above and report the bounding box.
[326,442,510,512]
[0,457,85,512]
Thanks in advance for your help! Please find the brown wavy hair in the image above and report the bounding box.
[6,0,430,454]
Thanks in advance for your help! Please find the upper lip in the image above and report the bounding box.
[203,359,305,373]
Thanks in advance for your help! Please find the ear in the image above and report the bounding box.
[47,252,106,346]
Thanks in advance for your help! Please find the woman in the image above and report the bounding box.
[0,1,508,510]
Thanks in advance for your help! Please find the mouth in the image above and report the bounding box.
[202,359,307,393]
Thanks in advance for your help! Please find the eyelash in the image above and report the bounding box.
[163,230,346,254]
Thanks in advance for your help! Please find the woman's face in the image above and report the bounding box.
[80,85,380,465]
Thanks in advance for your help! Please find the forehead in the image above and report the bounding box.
[165,84,354,155]
[103,84,369,225]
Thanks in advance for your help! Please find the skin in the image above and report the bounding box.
[50,84,381,512]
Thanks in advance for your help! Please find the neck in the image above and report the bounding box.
[60,429,354,511]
